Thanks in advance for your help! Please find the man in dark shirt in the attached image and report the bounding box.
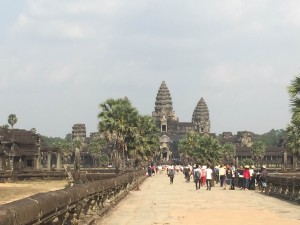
[259,165,268,192]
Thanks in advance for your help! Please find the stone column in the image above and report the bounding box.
[47,152,52,171]
[282,149,287,172]
[56,152,62,170]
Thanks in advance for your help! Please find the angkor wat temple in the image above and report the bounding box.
[0,81,296,172]
[152,81,211,163]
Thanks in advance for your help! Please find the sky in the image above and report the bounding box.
[1,0,300,138]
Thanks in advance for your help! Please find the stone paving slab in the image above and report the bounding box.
[98,172,300,225]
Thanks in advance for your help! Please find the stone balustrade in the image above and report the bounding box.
[0,170,146,225]
[264,174,300,204]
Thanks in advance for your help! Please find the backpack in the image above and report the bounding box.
[169,169,174,177]
[194,170,200,179]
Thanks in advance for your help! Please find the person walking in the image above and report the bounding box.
[168,166,175,184]
[230,163,236,190]
[200,165,207,187]
[206,165,213,190]
[193,165,201,190]
[219,165,226,188]
[224,165,232,190]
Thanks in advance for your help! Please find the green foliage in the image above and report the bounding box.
[252,129,286,147]
[288,74,300,119]
[98,97,159,168]
[0,124,9,129]
[240,158,254,167]
[286,119,300,156]
[41,136,71,148]
[8,114,17,129]
[179,132,222,165]
[251,141,266,161]
[221,143,236,164]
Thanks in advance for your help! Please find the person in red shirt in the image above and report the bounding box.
[243,165,251,190]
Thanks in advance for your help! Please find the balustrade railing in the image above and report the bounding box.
[0,170,146,225]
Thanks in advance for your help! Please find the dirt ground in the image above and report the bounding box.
[0,180,68,205]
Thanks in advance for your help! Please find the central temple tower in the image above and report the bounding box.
[152,81,211,163]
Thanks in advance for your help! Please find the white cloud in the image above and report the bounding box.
[1,0,300,136]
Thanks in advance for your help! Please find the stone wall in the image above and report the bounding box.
[0,170,146,225]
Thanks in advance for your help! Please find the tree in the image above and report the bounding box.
[128,115,159,168]
[221,143,236,165]
[288,75,300,120]
[178,131,199,164]
[286,119,300,171]
[98,98,139,173]
[8,114,17,129]
[287,75,300,171]
[31,128,37,134]
[250,141,266,166]
[88,136,106,167]
[0,124,9,129]
[179,132,222,165]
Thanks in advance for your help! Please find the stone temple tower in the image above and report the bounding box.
[152,81,177,132]
[192,97,211,133]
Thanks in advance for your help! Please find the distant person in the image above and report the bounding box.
[206,165,213,190]
[168,167,175,184]
[224,165,232,190]
[243,165,251,190]
[201,165,207,187]
[193,165,201,190]
[230,163,236,190]
[259,165,268,193]
[219,165,226,188]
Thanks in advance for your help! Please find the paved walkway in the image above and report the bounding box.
[98,172,300,225]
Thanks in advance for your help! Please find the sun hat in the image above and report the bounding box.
[262,165,266,169]
[244,165,250,169]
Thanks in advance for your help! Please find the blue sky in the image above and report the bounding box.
[1,0,300,137]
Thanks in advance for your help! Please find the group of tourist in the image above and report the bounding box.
[148,163,268,192]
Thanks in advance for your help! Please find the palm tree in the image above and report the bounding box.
[250,141,266,166]
[129,115,159,168]
[8,114,17,129]
[286,119,300,171]
[288,75,300,120]
[287,75,300,171]
[98,98,139,173]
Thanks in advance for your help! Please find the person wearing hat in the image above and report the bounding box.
[243,165,251,190]
[259,165,268,192]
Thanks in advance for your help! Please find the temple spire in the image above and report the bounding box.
[192,97,210,133]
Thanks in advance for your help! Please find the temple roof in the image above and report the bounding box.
[192,97,210,122]
[154,81,173,114]
[0,128,40,144]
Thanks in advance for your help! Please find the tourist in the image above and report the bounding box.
[193,165,201,190]
[168,166,175,184]
[259,165,268,192]
[237,166,244,189]
[184,166,191,182]
[201,165,207,187]
[214,165,220,184]
[206,165,213,190]
[224,165,232,190]
[219,165,226,188]
[230,163,236,190]
[147,166,152,177]
[243,165,251,190]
